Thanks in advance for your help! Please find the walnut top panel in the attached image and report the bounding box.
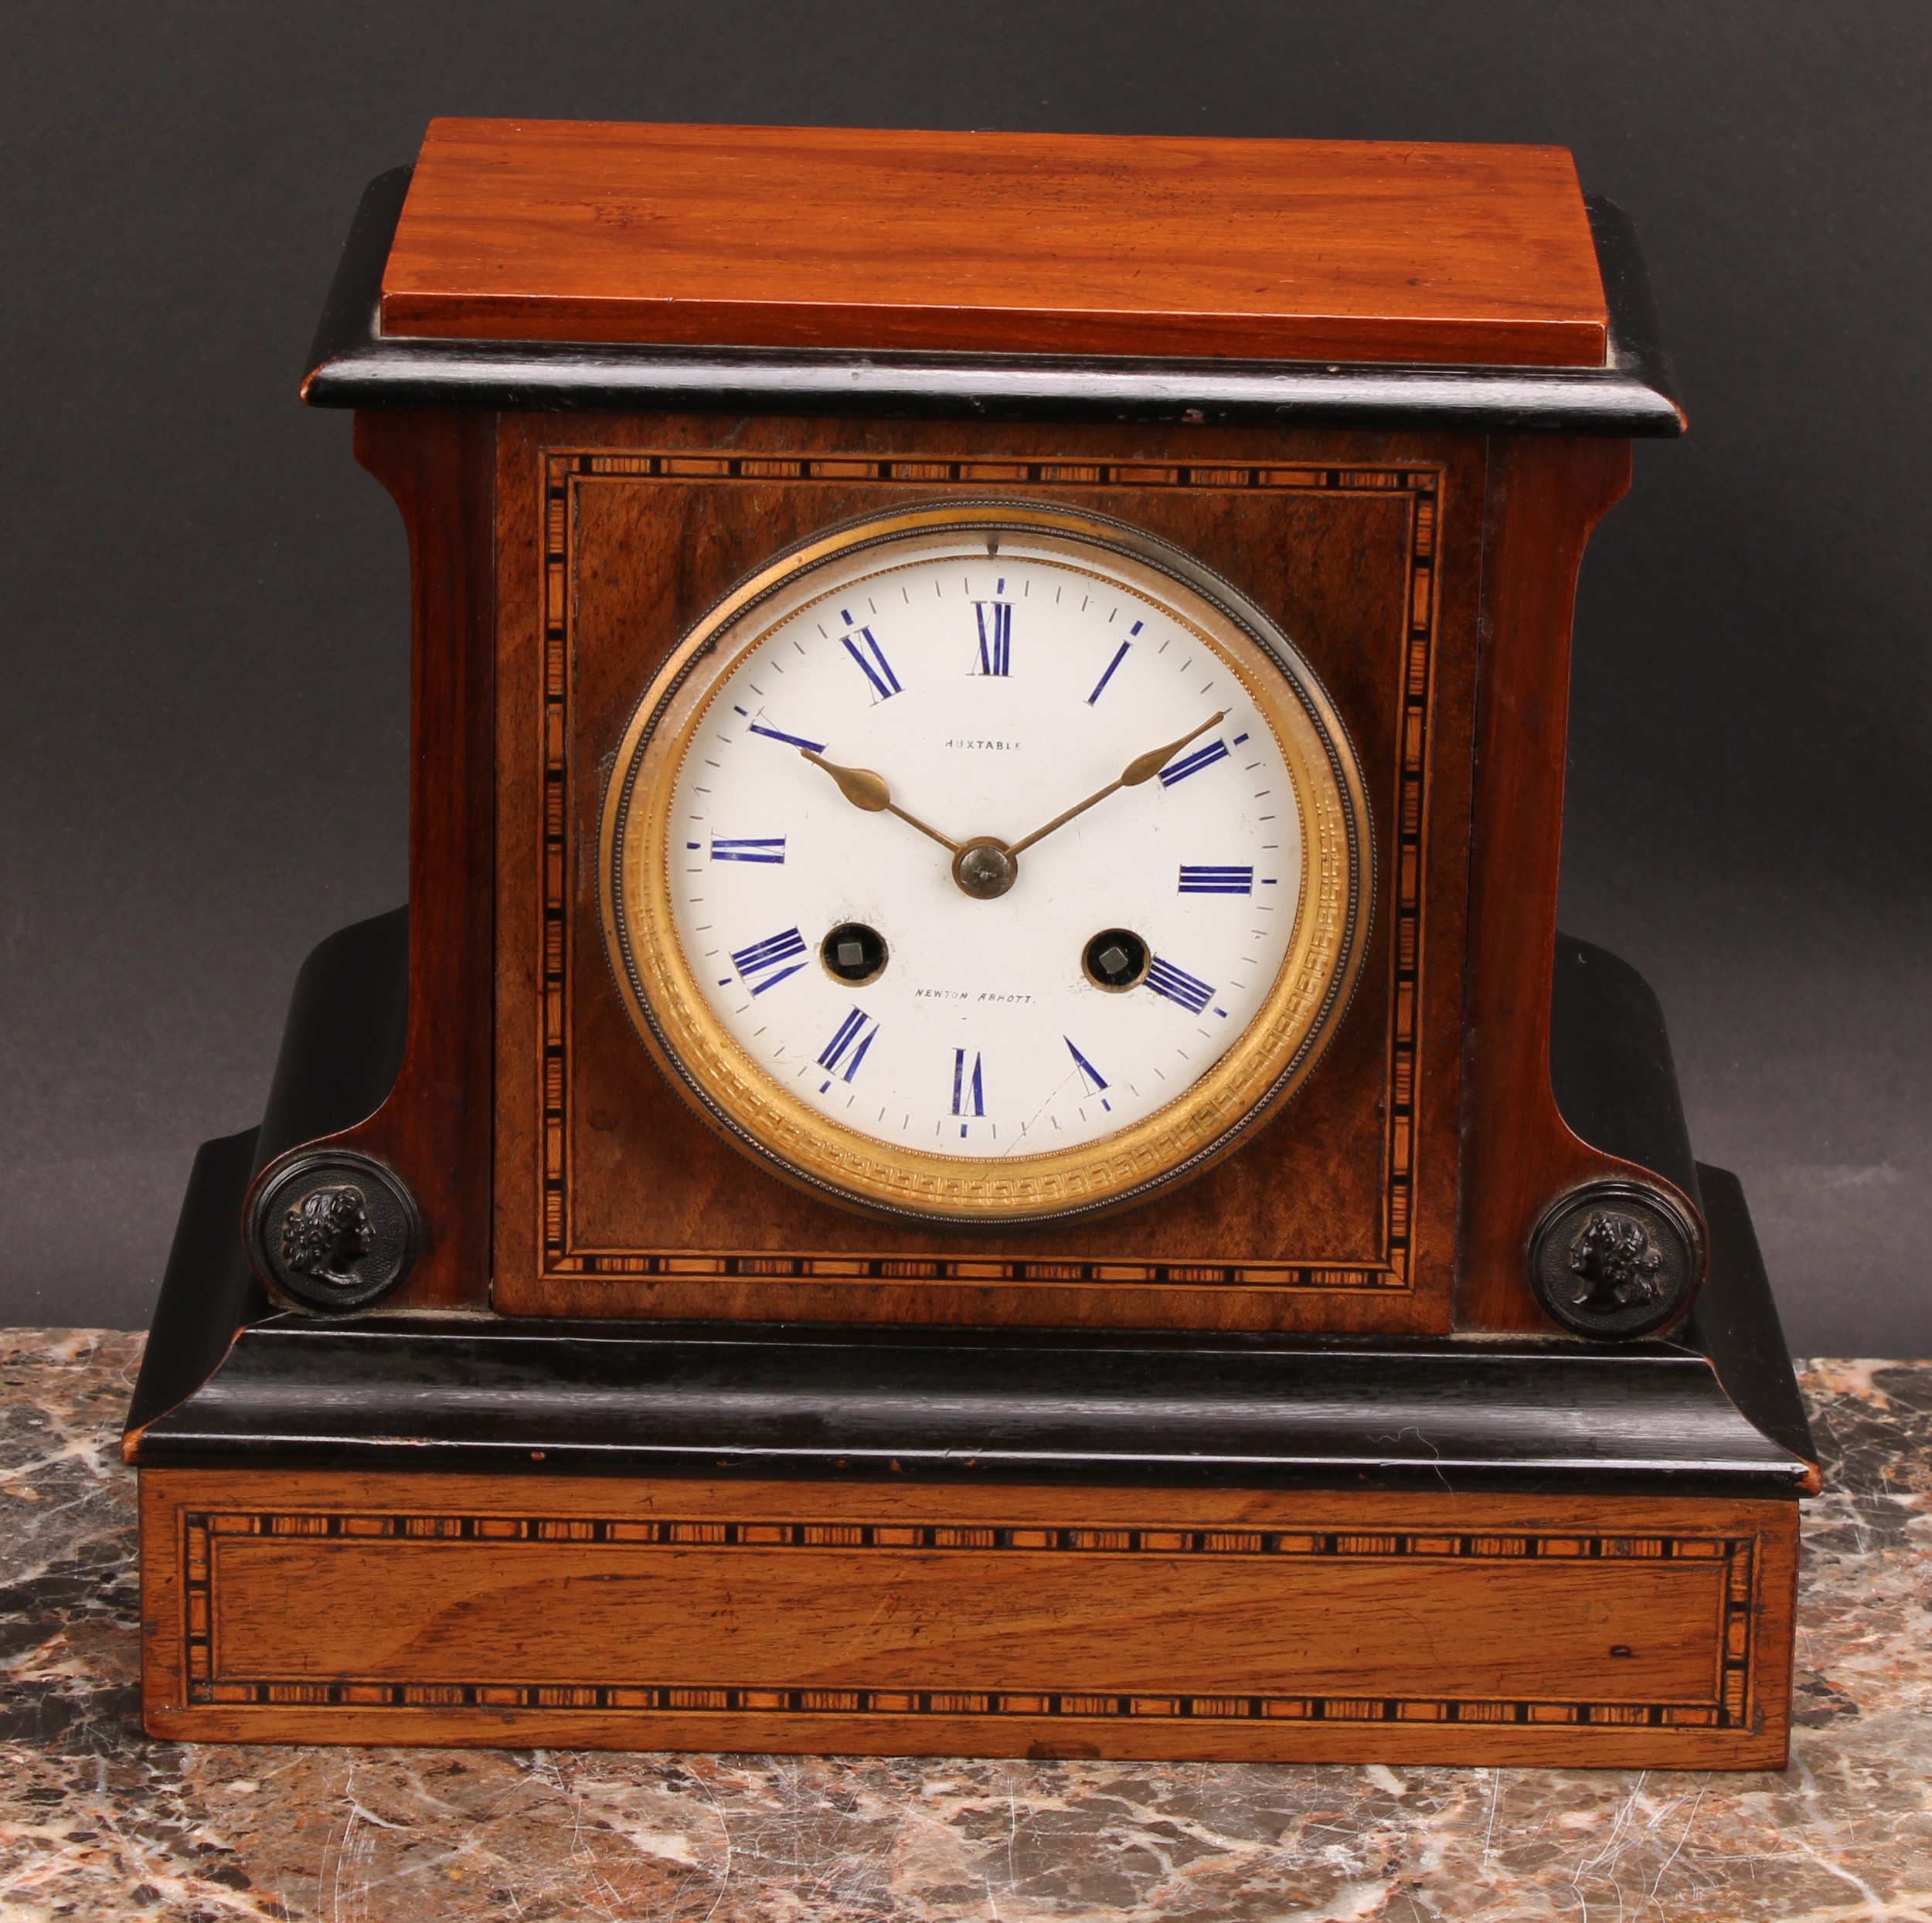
[379,119,1608,367]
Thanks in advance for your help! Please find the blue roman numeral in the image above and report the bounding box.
[1086,639,1131,705]
[951,1048,986,1116]
[1065,1037,1108,1094]
[974,602,1012,676]
[730,926,808,995]
[1178,864,1253,895]
[1145,956,1216,1014]
[817,1007,880,1087]
[1158,739,1230,787]
[840,612,901,701]
[747,720,828,753]
[712,837,786,865]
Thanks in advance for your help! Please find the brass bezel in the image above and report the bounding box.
[600,502,1372,1227]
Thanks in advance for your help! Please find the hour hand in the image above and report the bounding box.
[801,749,961,854]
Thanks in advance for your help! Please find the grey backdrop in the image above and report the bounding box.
[4,3,1927,1352]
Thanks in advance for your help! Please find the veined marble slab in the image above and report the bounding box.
[2,1330,1926,1921]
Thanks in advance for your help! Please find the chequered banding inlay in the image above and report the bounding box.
[182,1509,1756,1728]
[536,454,1443,1289]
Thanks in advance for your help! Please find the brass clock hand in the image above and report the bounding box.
[1005,712,1227,858]
[801,748,962,854]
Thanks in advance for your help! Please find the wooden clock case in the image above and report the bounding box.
[127,124,1816,1767]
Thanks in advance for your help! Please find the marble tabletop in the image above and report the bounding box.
[2,1330,1926,1922]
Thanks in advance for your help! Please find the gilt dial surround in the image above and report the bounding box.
[600,504,1372,1225]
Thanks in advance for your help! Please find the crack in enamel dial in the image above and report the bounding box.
[600,504,1372,1226]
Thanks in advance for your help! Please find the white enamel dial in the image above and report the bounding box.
[604,505,1369,1225]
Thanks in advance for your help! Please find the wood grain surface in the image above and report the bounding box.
[381,119,1608,366]
[1454,435,1708,1333]
[491,415,1483,1331]
[141,1469,1798,1768]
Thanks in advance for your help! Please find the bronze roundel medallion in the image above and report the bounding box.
[247,1150,421,1313]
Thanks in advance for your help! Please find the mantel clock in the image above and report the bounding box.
[128,120,1817,1768]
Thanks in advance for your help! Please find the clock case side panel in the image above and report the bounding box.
[491,415,1482,1334]
[240,410,499,1313]
[1457,434,1708,1334]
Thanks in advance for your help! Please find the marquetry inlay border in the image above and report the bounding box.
[535,455,1443,1290]
[182,1507,1756,1732]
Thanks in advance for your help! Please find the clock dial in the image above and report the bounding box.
[672,590,1287,1155]
[602,505,1370,1225]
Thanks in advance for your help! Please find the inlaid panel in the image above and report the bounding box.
[492,417,1485,1331]
[142,1471,1798,1768]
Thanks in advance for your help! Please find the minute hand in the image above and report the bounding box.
[1006,712,1227,859]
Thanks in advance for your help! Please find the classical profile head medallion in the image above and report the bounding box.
[1529,1184,1699,1340]
[247,1150,421,1312]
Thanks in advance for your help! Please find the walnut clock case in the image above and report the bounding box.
[127,121,1817,1768]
